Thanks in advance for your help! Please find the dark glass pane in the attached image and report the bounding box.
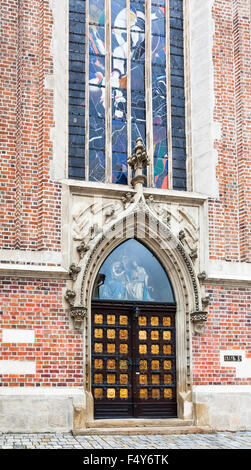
[112,153,128,185]
[169,0,186,190]
[92,239,175,302]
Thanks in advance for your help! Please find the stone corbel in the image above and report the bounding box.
[122,192,134,207]
[198,271,207,281]
[178,230,186,243]
[65,289,76,306]
[69,306,87,331]
[189,248,198,262]
[202,295,210,308]
[190,311,208,334]
[77,240,90,259]
[69,263,81,281]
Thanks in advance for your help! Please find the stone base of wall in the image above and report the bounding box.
[1,386,251,432]
[0,388,85,433]
[193,386,251,431]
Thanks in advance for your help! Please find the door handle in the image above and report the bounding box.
[135,372,140,375]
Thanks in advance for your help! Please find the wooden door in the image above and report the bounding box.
[92,301,177,419]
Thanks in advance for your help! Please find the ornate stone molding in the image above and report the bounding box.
[69,306,87,331]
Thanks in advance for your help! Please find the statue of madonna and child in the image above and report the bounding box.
[99,256,154,301]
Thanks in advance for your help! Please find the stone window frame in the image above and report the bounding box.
[51,0,218,199]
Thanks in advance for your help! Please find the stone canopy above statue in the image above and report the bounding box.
[92,239,175,303]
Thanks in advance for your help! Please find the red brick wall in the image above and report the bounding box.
[0,0,61,251]
[209,0,251,262]
[0,278,83,387]
[193,285,251,385]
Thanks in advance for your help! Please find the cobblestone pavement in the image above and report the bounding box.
[0,432,251,449]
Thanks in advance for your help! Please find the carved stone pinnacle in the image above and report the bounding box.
[127,138,149,172]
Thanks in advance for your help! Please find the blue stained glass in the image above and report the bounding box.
[153,126,167,155]
[152,0,165,5]
[152,35,166,64]
[154,157,168,189]
[132,121,146,150]
[152,67,167,121]
[130,2,145,31]
[112,58,127,87]
[112,120,127,153]
[89,117,105,149]
[89,25,105,55]
[89,85,105,118]
[111,0,127,28]
[131,91,145,121]
[151,5,166,36]
[131,32,145,62]
[112,88,127,120]
[89,54,105,79]
[89,150,105,182]
[112,29,127,58]
[112,153,128,185]
[131,62,145,91]
[89,0,105,25]
[92,239,175,302]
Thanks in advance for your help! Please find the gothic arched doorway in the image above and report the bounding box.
[91,239,177,419]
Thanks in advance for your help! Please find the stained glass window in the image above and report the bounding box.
[92,239,175,302]
[69,0,186,189]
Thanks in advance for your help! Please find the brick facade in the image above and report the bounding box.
[0,0,250,431]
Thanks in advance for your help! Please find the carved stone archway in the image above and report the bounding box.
[65,140,209,426]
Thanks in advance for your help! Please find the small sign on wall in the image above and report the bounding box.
[220,350,251,378]
[223,355,242,363]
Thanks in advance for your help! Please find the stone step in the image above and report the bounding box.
[85,418,193,429]
[73,425,212,436]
